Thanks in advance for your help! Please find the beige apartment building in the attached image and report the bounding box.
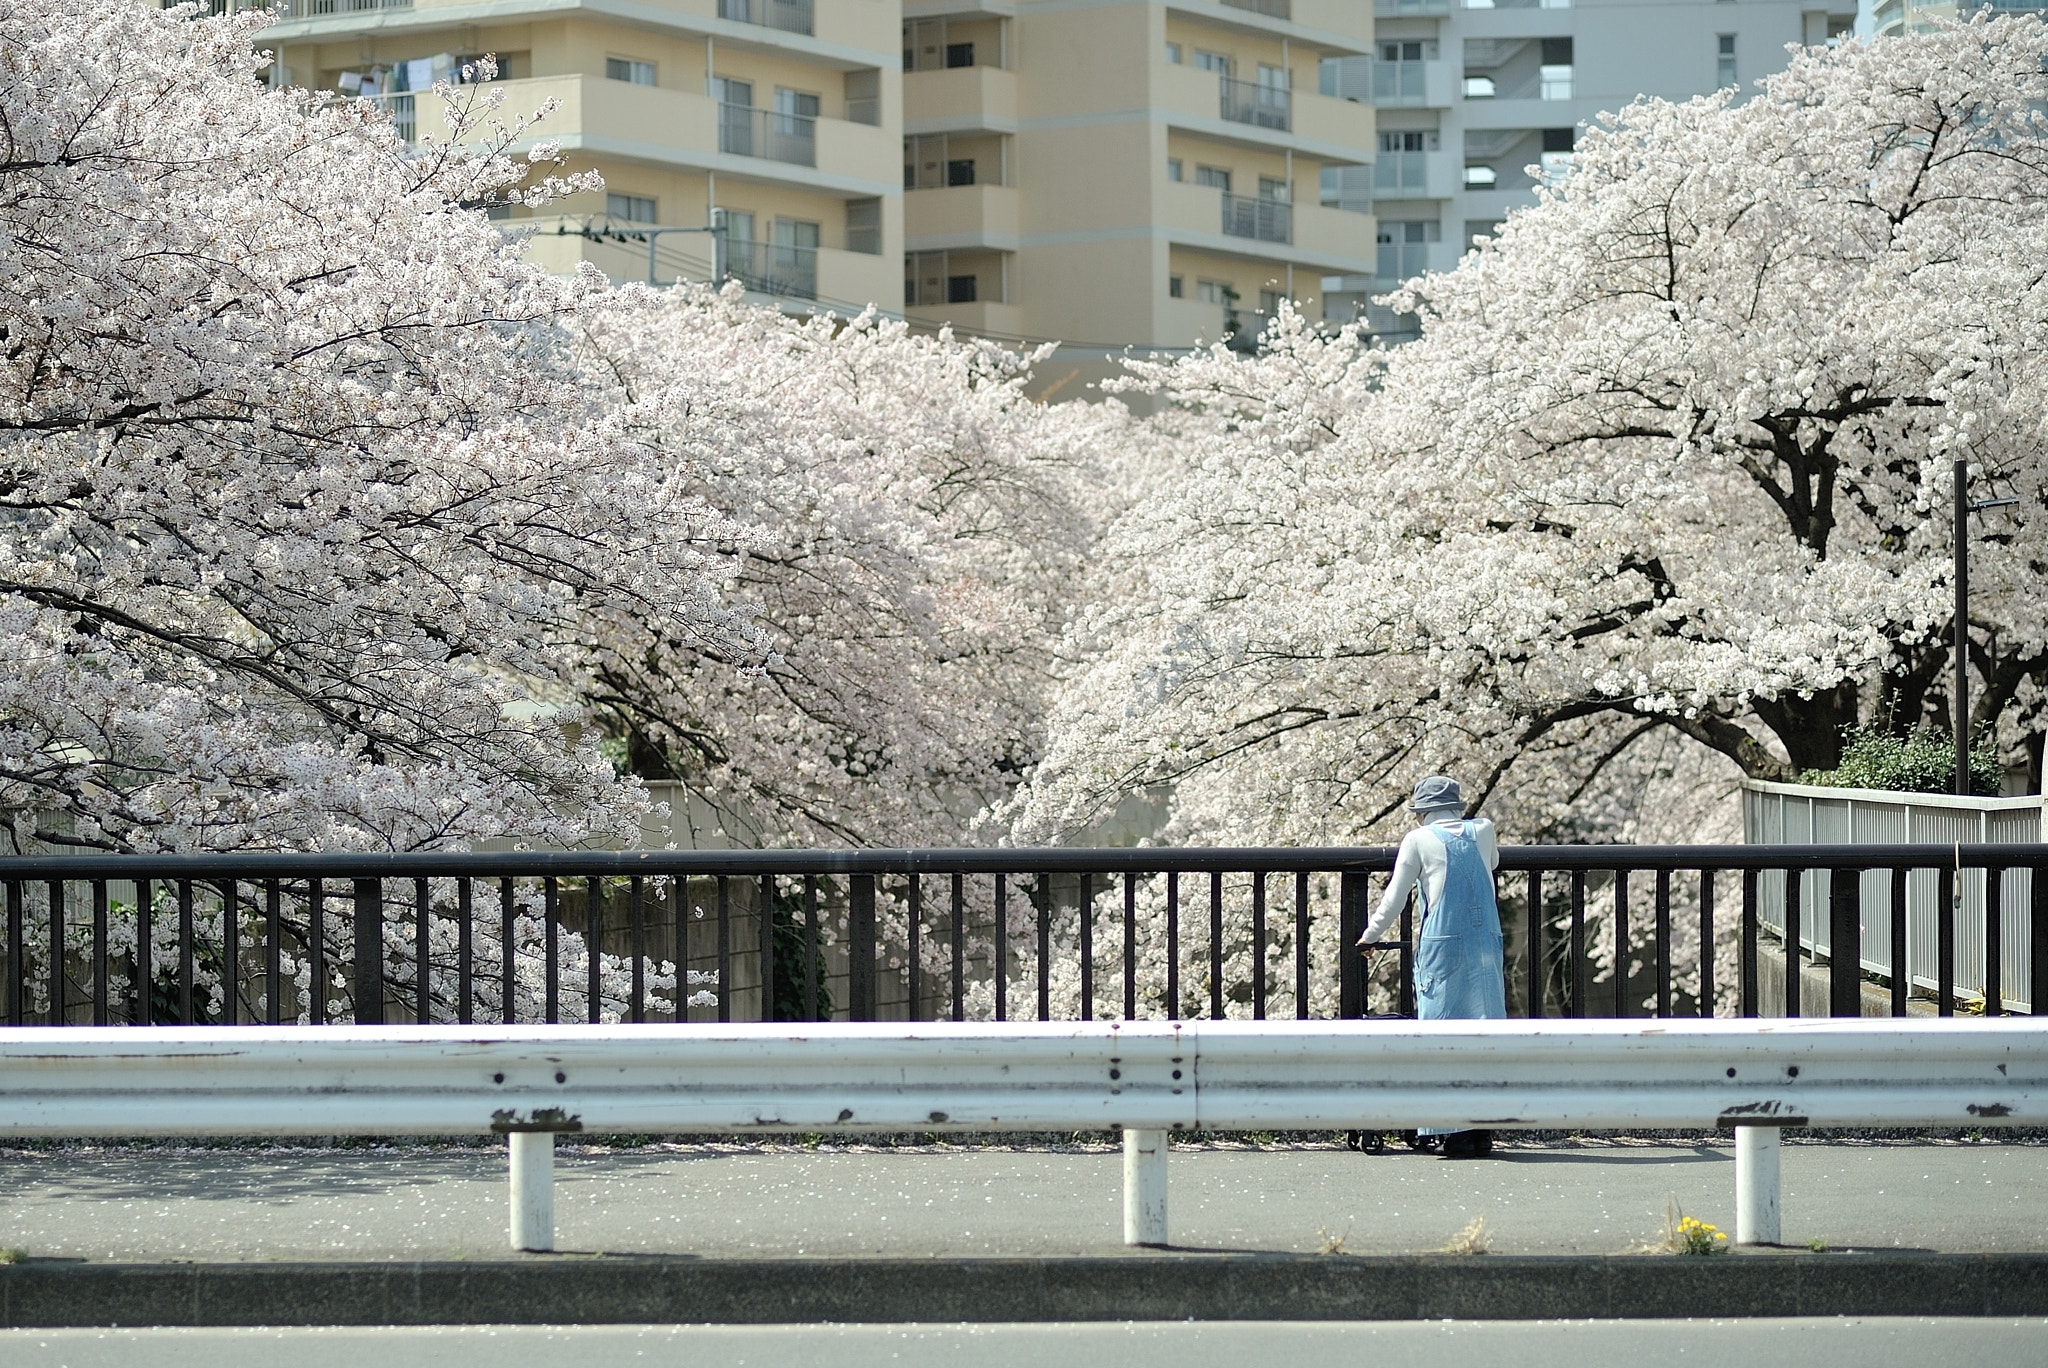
[901,1,1376,354]
[253,1,1375,355]
[258,0,903,314]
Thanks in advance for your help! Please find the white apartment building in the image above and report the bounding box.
[1861,0,2044,35]
[1321,0,1856,336]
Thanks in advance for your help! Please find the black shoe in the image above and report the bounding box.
[1441,1130,1491,1160]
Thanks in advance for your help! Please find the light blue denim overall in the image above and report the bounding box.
[1414,818,1507,1136]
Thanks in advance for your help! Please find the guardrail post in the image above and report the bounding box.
[352,879,384,1026]
[848,874,876,1022]
[1734,1125,1781,1245]
[1123,1126,1168,1246]
[510,1132,555,1252]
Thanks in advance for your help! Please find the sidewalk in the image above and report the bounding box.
[3,1137,2042,1262]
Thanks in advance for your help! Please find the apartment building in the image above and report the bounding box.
[899,1,1376,356]
[1861,0,2044,35]
[257,0,903,314]
[1323,0,1853,335]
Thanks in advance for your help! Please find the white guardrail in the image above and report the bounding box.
[3,1019,2043,1252]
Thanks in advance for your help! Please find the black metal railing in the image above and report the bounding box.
[1,845,2042,1028]
[1219,76,1290,131]
[1221,192,1291,243]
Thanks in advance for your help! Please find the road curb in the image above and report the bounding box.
[3,1253,2046,1326]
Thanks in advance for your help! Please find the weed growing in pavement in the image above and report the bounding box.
[1317,1225,1350,1255]
[1807,1237,1828,1252]
[1674,1216,1728,1255]
[1438,1216,1490,1255]
[0,1249,26,1264]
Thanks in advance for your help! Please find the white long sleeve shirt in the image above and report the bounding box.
[1358,816,1498,944]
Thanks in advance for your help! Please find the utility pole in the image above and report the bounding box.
[1952,458,2019,796]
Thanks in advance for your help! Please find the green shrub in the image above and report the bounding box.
[1797,725,2001,796]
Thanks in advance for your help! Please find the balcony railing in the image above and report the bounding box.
[1374,0,1450,13]
[1219,76,1290,132]
[717,104,815,167]
[720,236,817,300]
[1374,151,1436,195]
[1372,60,1430,106]
[1221,192,1291,244]
[1220,0,1291,16]
[365,92,415,142]
[717,0,812,35]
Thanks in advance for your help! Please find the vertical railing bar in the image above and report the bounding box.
[1078,872,1093,1021]
[2033,859,2048,1019]
[994,873,1008,1023]
[1697,870,1715,1019]
[1524,869,1543,1019]
[134,877,152,1027]
[5,879,21,1027]
[1250,871,1267,1020]
[907,874,922,1023]
[499,876,516,1026]
[456,878,473,1025]
[629,875,646,1025]
[1294,871,1310,1021]
[717,875,732,1025]
[1653,868,1671,1019]
[802,874,819,1023]
[543,876,560,1025]
[759,874,776,1023]
[1207,871,1224,1020]
[1338,872,1363,1019]
[1890,866,1908,1018]
[1569,870,1586,1019]
[1398,887,1415,1019]
[1985,865,2004,1017]
[90,880,109,1026]
[221,881,240,1026]
[264,880,282,1026]
[1036,874,1051,1022]
[415,877,432,1026]
[1829,867,1861,1018]
[48,879,66,1027]
[308,878,325,1026]
[586,876,604,1025]
[950,872,965,1023]
[1125,873,1139,1021]
[1165,872,1180,1019]
[177,879,194,1027]
[1740,869,1759,1018]
[1613,870,1631,1019]
[1784,865,1803,1019]
[673,876,688,1023]
[1937,864,1955,1018]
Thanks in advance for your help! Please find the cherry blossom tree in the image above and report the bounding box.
[0,0,766,857]
[1011,19,2048,1013]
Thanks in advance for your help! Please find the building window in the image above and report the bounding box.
[1167,158,1183,181]
[947,274,977,303]
[845,197,881,255]
[1540,38,1573,100]
[1377,219,1441,281]
[946,42,975,68]
[605,57,655,86]
[1258,288,1283,314]
[1195,280,1230,304]
[1540,127,1576,179]
[1194,164,1232,190]
[1717,34,1737,88]
[845,68,881,126]
[1169,274,1184,298]
[1193,50,1231,75]
[947,158,976,187]
[1463,164,1496,188]
[1259,176,1290,201]
[607,193,657,223]
[1463,75,1495,99]
[1165,41,1182,64]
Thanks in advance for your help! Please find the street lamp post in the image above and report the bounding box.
[1951,458,2019,796]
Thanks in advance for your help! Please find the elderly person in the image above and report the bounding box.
[1355,775,1505,1159]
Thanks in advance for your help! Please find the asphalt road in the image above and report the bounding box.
[4,1319,2045,1368]
[2,1137,2041,1261]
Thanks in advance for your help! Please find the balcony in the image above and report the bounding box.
[904,64,1018,130]
[1374,0,1450,13]
[1373,149,1457,200]
[1369,59,1456,109]
[1219,76,1290,132]
[290,0,410,11]
[1221,192,1291,244]
[904,184,1020,244]
[720,235,816,298]
[716,0,812,36]
[719,104,815,167]
[1220,0,1291,16]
